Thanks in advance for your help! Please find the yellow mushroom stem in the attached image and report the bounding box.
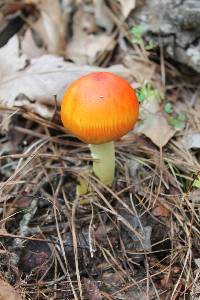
[90,141,115,187]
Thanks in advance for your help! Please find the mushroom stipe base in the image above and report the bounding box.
[90,141,115,187]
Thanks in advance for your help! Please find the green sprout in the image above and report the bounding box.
[136,82,164,103]
[164,102,186,129]
[169,113,185,129]
[164,102,173,114]
[145,40,154,50]
[193,175,200,188]
[131,26,154,50]
[131,26,144,45]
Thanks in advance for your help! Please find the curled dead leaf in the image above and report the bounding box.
[136,97,176,148]
[94,0,114,32]
[21,29,45,58]
[29,0,65,54]
[160,274,173,289]
[0,279,22,300]
[67,33,115,65]
[182,133,200,149]
[124,56,155,84]
[119,0,136,18]
[83,278,102,300]
[138,112,175,148]
[152,200,171,217]
[66,8,115,65]
[0,35,131,119]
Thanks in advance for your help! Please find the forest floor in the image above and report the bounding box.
[0,1,200,299]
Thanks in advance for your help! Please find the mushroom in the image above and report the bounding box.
[61,72,139,189]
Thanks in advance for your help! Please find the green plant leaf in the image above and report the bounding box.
[193,176,200,188]
[136,90,145,103]
[177,112,186,122]
[168,114,186,129]
[131,26,143,38]
[131,26,143,45]
[136,82,164,104]
[164,102,173,114]
[145,40,154,50]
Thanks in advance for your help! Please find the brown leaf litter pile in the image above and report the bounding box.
[0,0,200,299]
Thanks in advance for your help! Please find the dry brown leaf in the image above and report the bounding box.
[160,274,173,289]
[136,97,176,148]
[119,0,136,18]
[94,224,112,243]
[0,279,22,300]
[21,29,45,58]
[130,61,155,83]
[138,113,174,148]
[67,33,114,65]
[0,35,131,118]
[152,202,171,217]
[123,55,155,83]
[83,278,102,300]
[94,0,114,32]
[102,272,125,288]
[182,133,200,149]
[66,8,115,65]
[29,0,65,54]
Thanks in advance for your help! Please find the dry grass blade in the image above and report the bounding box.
[71,197,83,300]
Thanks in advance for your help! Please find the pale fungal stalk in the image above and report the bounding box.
[90,141,115,187]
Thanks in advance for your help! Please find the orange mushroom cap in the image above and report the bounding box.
[61,72,139,144]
